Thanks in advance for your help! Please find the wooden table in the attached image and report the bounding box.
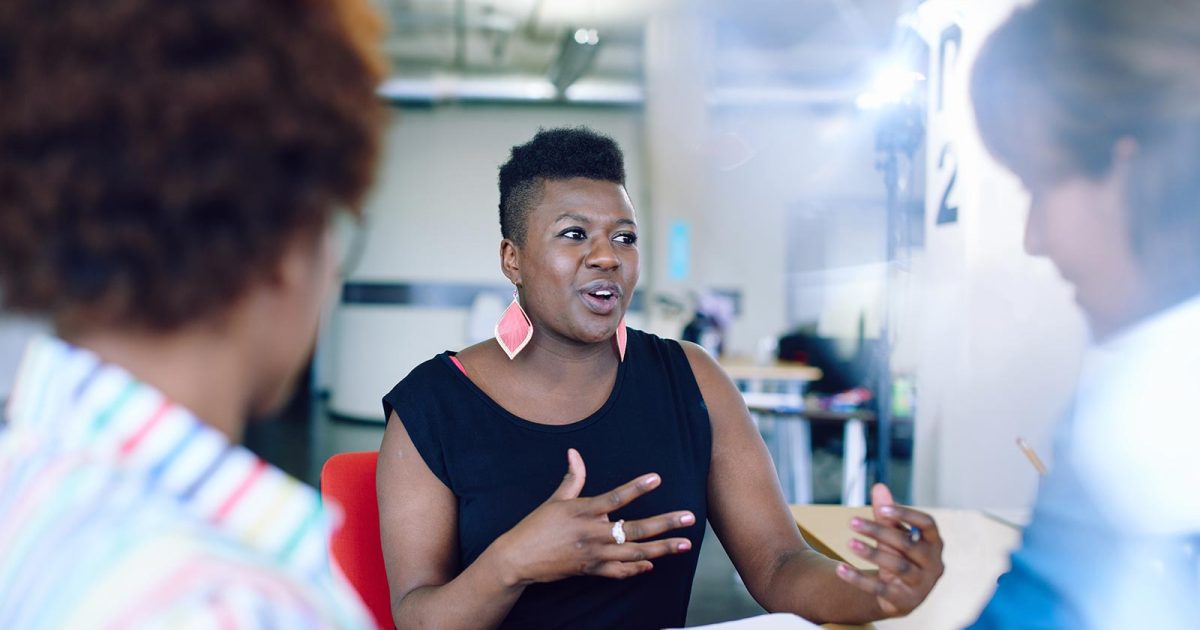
[791,505,1022,630]
[720,360,824,384]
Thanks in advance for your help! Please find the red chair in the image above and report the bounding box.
[320,450,392,629]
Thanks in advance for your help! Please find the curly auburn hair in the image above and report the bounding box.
[498,127,626,244]
[0,0,387,332]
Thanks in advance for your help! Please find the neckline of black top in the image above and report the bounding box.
[437,349,628,434]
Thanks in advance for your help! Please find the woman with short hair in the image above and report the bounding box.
[378,127,945,629]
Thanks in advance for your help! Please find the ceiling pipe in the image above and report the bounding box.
[378,74,643,106]
[377,75,864,109]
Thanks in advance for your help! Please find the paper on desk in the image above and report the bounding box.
[670,613,820,629]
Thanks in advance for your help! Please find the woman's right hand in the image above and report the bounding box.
[492,448,696,586]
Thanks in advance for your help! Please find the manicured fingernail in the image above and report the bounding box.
[879,505,896,516]
[680,513,695,526]
[850,518,865,530]
[849,539,864,552]
[678,541,692,552]
[641,474,660,488]
[836,564,851,577]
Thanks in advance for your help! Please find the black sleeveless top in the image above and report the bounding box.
[382,328,712,629]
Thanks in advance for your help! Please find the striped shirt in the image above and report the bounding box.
[0,336,374,628]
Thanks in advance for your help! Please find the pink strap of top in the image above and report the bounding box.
[450,355,467,376]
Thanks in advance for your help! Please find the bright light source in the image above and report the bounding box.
[575,28,599,46]
[857,64,926,110]
[913,0,961,32]
[856,93,882,110]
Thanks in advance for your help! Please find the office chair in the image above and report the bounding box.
[320,450,392,629]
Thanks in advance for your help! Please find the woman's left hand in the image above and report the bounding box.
[834,484,945,618]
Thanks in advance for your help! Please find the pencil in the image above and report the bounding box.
[1016,437,1048,475]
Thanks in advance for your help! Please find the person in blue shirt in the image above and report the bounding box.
[969,0,1200,627]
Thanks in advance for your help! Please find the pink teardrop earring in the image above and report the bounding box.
[495,289,533,360]
[615,318,627,362]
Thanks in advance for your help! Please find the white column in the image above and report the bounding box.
[911,0,1086,509]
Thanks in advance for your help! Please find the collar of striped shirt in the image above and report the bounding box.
[4,334,345,581]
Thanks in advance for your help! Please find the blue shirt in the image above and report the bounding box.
[971,296,1200,629]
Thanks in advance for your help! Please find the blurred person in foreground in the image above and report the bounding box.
[377,127,945,629]
[0,0,385,625]
[970,0,1200,627]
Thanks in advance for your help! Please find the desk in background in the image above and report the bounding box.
[722,360,822,504]
[792,505,1022,630]
[723,360,873,506]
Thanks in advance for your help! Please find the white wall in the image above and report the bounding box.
[642,7,893,357]
[707,111,893,346]
[912,0,1087,510]
[350,106,647,284]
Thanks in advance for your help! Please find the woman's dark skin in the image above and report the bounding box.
[377,177,944,628]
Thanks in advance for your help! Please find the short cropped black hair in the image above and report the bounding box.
[497,127,626,243]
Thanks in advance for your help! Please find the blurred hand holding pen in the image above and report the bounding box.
[1016,437,1048,476]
